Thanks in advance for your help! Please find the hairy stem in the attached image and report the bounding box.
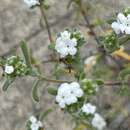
[104,81,129,86]
[78,3,100,45]
[38,74,72,83]
[39,1,53,43]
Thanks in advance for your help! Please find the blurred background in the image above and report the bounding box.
[0,0,130,130]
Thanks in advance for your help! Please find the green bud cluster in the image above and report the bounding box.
[5,56,29,77]
[81,79,98,95]
[102,32,120,53]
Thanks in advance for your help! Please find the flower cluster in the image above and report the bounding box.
[81,103,96,115]
[92,113,106,130]
[56,82,84,108]
[55,30,85,58]
[111,13,130,34]
[23,0,40,8]
[4,56,29,77]
[81,103,106,130]
[27,116,43,130]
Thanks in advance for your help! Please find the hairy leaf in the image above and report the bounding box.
[32,79,41,102]
[20,41,32,68]
[2,78,15,91]
[39,109,52,120]
[47,87,57,95]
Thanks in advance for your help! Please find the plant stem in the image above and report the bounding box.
[78,4,100,45]
[104,81,129,86]
[38,74,72,83]
[39,1,53,43]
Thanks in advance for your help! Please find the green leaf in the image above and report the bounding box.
[32,79,41,102]
[30,67,40,77]
[20,41,32,68]
[95,79,104,85]
[106,18,116,24]
[2,78,15,91]
[47,87,57,95]
[119,68,130,81]
[48,43,55,50]
[39,109,52,121]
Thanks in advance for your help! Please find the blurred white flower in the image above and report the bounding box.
[111,13,130,34]
[55,30,77,57]
[29,116,37,123]
[23,0,40,8]
[69,82,84,98]
[37,121,43,127]
[31,123,39,130]
[82,103,96,115]
[92,113,106,130]
[56,82,83,108]
[5,65,14,74]
[29,116,43,130]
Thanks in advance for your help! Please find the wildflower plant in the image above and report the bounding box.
[1,0,130,130]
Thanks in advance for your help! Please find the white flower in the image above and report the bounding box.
[111,12,130,34]
[29,116,37,123]
[60,30,71,40]
[5,65,14,74]
[55,30,77,57]
[69,82,84,98]
[92,113,106,130]
[56,82,83,108]
[29,116,43,130]
[23,0,40,8]
[30,123,39,130]
[82,103,96,115]
[37,121,43,127]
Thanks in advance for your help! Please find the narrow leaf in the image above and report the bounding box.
[2,78,15,91]
[32,79,41,102]
[20,41,31,68]
[47,88,57,95]
[95,79,104,85]
[119,68,130,80]
[39,109,52,121]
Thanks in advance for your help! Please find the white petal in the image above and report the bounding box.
[59,100,66,108]
[117,13,127,24]
[29,116,37,123]
[59,47,69,57]
[92,113,106,130]
[111,22,121,34]
[61,30,71,40]
[37,121,43,127]
[125,27,130,34]
[65,94,77,105]
[119,24,126,33]
[5,65,14,74]
[74,89,84,97]
[24,0,40,7]
[56,95,63,103]
[30,123,39,130]
[68,47,77,56]
[71,38,77,46]
[70,82,80,89]
[82,103,96,114]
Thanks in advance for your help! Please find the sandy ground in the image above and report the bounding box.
[0,0,130,130]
